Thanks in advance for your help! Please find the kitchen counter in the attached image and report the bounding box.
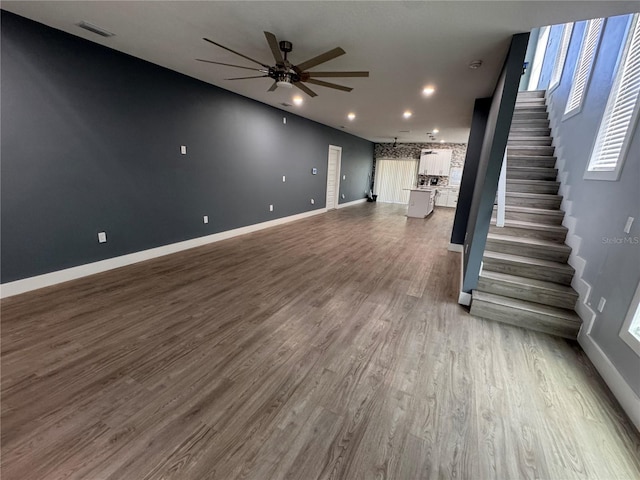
[407,188,436,218]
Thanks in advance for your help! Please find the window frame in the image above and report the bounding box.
[584,14,640,181]
[549,22,574,92]
[563,18,605,120]
[620,281,640,357]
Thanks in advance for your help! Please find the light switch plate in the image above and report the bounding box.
[203,215,209,224]
[310,198,315,205]
[180,145,187,155]
[342,174,346,180]
[624,216,634,234]
[282,175,286,182]
[98,231,107,243]
[597,297,606,313]
[269,204,274,212]
[283,117,286,124]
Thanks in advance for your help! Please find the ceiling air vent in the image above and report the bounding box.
[77,21,115,38]
[280,102,292,107]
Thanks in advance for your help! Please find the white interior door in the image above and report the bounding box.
[326,145,342,209]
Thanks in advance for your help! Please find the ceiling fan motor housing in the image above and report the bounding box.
[279,40,293,53]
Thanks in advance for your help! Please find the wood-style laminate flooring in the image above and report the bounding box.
[2,204,639,480]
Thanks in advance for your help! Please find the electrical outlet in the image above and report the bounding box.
[98,231,107,243]
[180,145,187,155]
[597,297,606,312]
[282,175,286,182]
[203,215,209,224]
[342,174,346,180]
[283,117,287,125]
[269,204,274,212]
[341,193,345,199]
[310,198,315,205]
[624,216,634,234]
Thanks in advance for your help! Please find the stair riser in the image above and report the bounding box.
[513,112,549,120]
[502,210,564,225]
[510,129,552,137]
[517,91,545,98]
[514,106,548,113]
[470,300,579,339]
[506,183,560,194]
[508,157,556,168]
[507,170,558,180]
[511,119,550,127]
[476,277,577,310]
[508,138,553,146]
[489,224,567,242]
[515,101,546,108]
[483,258,573,285]
[485,238,570,262]
[508,147,555,156]
[506,195,562,209]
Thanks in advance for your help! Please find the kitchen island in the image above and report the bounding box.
[407,188,436,218]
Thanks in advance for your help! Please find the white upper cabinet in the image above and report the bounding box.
[419,149,453,176]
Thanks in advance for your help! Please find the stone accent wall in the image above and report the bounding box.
[373,142,467,187]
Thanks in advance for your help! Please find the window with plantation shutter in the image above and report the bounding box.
[586,14,640,180]
[549,23,574,91]
[565,18,604,116]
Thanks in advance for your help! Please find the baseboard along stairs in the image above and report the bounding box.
[470,90,582,339]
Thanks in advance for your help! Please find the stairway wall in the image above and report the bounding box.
[545,14,640,397]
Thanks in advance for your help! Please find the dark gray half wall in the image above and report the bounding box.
[462,33,530,291]
[0,11,373,283]
[450,98,491,248]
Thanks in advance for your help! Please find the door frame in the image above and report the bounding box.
[326,145,342,209]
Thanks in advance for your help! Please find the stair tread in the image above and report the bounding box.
[484,250,575,272]
[506,192,561,198]
[496,219,566,231]
[473,291,581,323]
[479,271,577,296]
[507,136,552,140]
[487,232,571,250]
[507,166,557,172]
[507,179,560,185]
[494,205,564,215]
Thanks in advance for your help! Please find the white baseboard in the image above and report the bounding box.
[337,198,368,209]
[448,243,463,253]
[579,331,640,431]
[0,207,328,298]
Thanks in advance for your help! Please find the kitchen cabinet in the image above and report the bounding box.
[435,189,459,208]
[419,149,453,176]
[407,188,435,218]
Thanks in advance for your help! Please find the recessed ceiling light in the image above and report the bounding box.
[440,140,445,143]
[469,60,483,69]
[422,86,436,96]
[403,111,412,119]
[432,129,439,134]
[347,112,356,120]
[293,96,303,106]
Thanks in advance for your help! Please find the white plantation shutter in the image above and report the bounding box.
[550,23,574,90]
[373,158,418,204]
[589,15,640,173]
[565,18,604,115]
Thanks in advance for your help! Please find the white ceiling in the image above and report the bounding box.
[3,1,639,144]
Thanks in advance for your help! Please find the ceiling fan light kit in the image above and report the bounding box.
[198,31,369,98]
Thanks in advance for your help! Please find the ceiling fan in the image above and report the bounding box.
[196,32,369,97]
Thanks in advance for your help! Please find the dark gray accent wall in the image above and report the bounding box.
[0,11,373,283]
[450,98,491,248]
[544,14,640,394]
[462,33,530,291]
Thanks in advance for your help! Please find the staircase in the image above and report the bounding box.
[470,90,582,339]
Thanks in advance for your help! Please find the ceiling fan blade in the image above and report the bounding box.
[293,82,318,98]
[295,47,346,72]
[203,38,270,68]
[307,71,369,78]
[264,31,284,64]
[268,82,278,92]
[225,75,269,80]
[196,59,265,72]
[304,78,353,92]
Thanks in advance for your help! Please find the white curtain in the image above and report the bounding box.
[374,158,418,204]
